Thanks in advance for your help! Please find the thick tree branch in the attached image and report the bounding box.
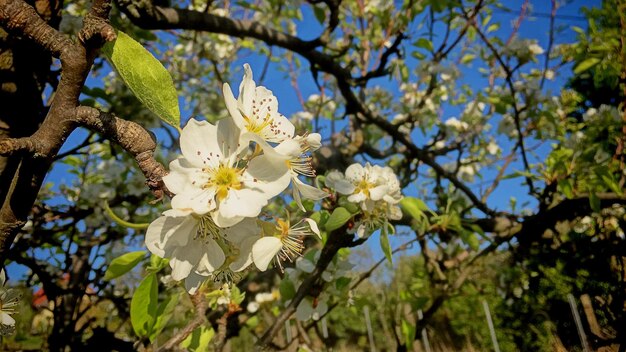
[0,0,114,262]
[74,106,169,199]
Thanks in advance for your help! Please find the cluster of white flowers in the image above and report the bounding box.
[0,270,20,336]
[146,64,328,293]
[326,163,403,238]
[246,290,279,313]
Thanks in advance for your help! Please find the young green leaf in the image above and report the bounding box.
[150,294,178,342]
[573,57,601,75]
[325,207,352,232]
[400,197,433,220]
[380,227,393,264]
[181,326,215,351]
[104,250,147,280]
[102,30,181,129]
[401,319,416,349]
[130,273,158,338]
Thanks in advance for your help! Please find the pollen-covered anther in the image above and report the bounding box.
[288,156,316,177]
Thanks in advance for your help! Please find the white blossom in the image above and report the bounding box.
[252,218,320,272]
[145,211,260,291]
[0,270,19,335]
[163,118,290,227]
[223,64,295,144]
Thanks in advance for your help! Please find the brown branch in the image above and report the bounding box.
[73,106,170,199]
[469,17,536,196]
[157,292,208,352]
[0,0,72,57]
[0,0,114,262]
[256,224,356,347]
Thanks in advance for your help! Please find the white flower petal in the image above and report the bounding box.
[246,155,289,182]
[368,185,389,201]
[252,237,282,271]
[223,218,260,244]
[162,158,207,195]
[230,236,258,272]
[212,211,244,228]
[170,187,216,215]
[223,82,246,129]
[293,178,329,202]
[239,63,256,117]
[219,189,268,220]
[195,239,226,275]
[303,218,321,238]
[1,312,15,326]
[145,216,196,257]
[169,244,202,281]
[184,272,208,295]
[344,163,365,183]
[179,119,220,168]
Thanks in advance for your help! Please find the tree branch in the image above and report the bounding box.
[157,292,208,352]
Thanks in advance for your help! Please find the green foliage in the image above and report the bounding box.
[130,273,159,337]
[324,207,352,232]
[102,30,181,129]
[103,250,147,280]
[181,326,215,351]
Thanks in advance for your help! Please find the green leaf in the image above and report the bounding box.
[380,228,393,264]
[335,277,352,291]
[400,197,433,220]
[104,250,147,280]
[181,326,215,351]
[414,38,433,51]
[312,6,325,24]
[102,30,181,129]
[487,23,500,33]
[573,57,601,75]
[461,54,476,64]
[130,273,158,337]
[230,285,246,305]
[325,207,352,232]
[558,179,574,199]
[401,319,416,349]
[589,192,601,213]
[597,169,623,196]
[150,294,178,342]
[279,278,296,301]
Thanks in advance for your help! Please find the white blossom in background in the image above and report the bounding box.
[487,140,501,155]
[444,117,469,132]
[528,43,544,55]
[326,163,403,238]
[0,269,20,336]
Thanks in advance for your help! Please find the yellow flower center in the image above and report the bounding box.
[355,179,372,197]
[243,113,272,135]
[205,164,243,201]
[276,218,291,237]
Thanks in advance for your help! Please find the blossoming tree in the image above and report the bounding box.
[0,0,625,351]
